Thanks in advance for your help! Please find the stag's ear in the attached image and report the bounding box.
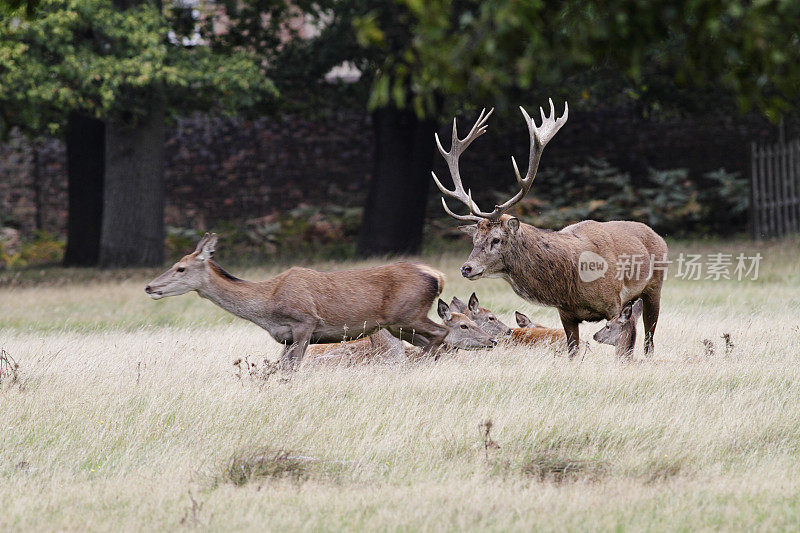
[505,217,520,234]
[197,233,218,260]
[437,299,452,321]
[450,296,468,314]
[631,299,644,321]
[468,292,479,312]
[515,311,532,328]
[458,225,477,237]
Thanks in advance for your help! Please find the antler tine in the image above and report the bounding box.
[434,132,449,158]
[432,108,496,221]
[441,198,481,222]
[487,99,568,219]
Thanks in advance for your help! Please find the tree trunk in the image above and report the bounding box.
[63,113,105,266]
[98,103,165,267]
[357,106,436,257]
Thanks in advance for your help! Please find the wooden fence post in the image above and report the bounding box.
[750,138,800,240]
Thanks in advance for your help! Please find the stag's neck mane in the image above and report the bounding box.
[197,261,274,321]
[501,222,577,308]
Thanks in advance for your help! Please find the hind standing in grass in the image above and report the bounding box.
[145,233,452,370]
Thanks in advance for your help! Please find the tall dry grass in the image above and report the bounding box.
[1,238,799,530]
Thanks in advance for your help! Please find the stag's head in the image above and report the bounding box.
[437,299,497,350]
[450,292,512,338]
[431,100,568,280]
[145,233,217,299]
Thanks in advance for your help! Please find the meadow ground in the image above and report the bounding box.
[1,237,799,531]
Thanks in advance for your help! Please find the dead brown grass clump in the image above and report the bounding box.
[233,356,279,384]
[641,457,683,484]
[0,349,20,386]
[222,448,317,486]
[521,453,608,483]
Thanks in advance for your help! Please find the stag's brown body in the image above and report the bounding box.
[145,234,450,370]
[432,101,667,357]
[480,216,667,346]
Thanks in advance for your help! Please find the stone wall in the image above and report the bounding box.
[0,136,67,234]
[0,105,777,236]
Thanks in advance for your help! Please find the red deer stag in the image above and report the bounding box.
[431,101,667,358]
[145,234,452,370]
[307,299,496,365]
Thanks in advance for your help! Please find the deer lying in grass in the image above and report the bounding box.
[306,300,496,365]
[450,292,572,352]
[508,311,568,348]
[145,233,452,370]
[593,298,643,359]
[432,100,667,358]
[449,292,513,338]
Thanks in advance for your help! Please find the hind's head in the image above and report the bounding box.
[450,292,512,338]
[438,299,497,350]
[145,233,217,299]
[593,299,643,346]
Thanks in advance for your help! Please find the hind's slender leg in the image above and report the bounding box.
[280,321,316,371]
[404,318,447,360]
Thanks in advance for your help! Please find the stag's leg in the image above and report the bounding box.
[641,289,661,357]
[558,310,581,359]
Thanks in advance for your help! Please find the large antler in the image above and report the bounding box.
[494,99,569,218]
[433,99,568,222]
[431,108,494,222]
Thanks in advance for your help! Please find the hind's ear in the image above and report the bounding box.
[450,296,467,314]
[194,232,211,253]
[437,299,452,321]
[468,292,479,312]
[631,299,644,320]
[619,301,635,321]
[197,233,217,260]
[515,311,531,328]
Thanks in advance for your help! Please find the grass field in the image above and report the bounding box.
[2,237,800,531]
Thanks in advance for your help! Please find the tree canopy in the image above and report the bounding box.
[401,0,800,120]
[265,0,800,121]
[0,0,277,137]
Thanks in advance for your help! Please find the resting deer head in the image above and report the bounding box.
[593,299,643,358]
[450,292,513,338]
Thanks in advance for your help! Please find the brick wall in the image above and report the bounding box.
[0,105,777,236]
